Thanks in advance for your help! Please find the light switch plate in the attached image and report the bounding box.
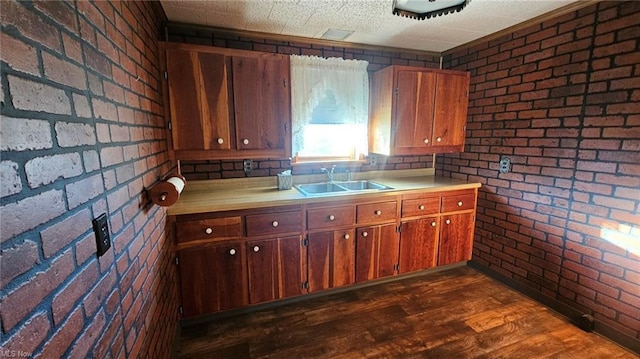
[93,213,111,257]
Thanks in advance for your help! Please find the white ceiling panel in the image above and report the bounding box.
[161,0,584,52]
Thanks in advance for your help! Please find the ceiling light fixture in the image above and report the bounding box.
[392,0,471,20]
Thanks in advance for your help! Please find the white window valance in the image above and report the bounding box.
[290,55,369,156]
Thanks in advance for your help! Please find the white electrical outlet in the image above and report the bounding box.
[499,156,511,174]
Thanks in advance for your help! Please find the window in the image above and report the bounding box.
[290,55,369,163]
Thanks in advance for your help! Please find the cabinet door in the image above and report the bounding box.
[394,69,436,151]
[166,49,232,151]
[178,242,247,317]
[247,236,305,304]
[398,217,439,273]
[432,73,469,148]
[307,230,355,292]
[356,224,399,282]
[232,55,290,152]
[438,213,475,265]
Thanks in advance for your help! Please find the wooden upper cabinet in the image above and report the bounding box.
[232,55,290,152]
[162,42,291,160]
[433,72,470,148]
[369,65,470,156]
[394,70,436,151]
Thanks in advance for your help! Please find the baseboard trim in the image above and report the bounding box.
[179,261,467,328]
[467,260,640,355]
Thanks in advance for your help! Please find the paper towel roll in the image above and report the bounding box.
[150,174,186,206]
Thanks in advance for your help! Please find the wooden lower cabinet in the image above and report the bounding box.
[246,235,306,304]
[307,229,355,292]
[174,187,478,317]
[398,216,439,273]
[178,242,248,317]
[355,224,399,282]
[438,213,475,266]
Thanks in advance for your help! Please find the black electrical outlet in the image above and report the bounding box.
[93,213,111,257]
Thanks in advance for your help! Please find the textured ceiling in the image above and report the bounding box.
[160,0,582,53]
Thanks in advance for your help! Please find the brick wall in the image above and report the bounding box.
[1,1,179,357]
[440,1,640,340]
[167,25,441,181]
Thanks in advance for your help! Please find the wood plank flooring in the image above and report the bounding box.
[177,266,638,359]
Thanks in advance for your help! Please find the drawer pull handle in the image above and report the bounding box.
[457,201,463,207]
[242,138,249,145]
[436,137,442,142]
[445,219,451,225]
[328,215,335,221]
[253,246,260,252]
[362,231,368,237]
[431,221,437,227]
[344,234,350,240]
[217,138,224,144]
[272,220,279,227]
[423,138,429,144]
[418,205,425,210]
[229,248,237,256]
[374,210,382,215]
[205,227,213,235]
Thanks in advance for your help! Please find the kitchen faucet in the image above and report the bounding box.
[321,165,336,183]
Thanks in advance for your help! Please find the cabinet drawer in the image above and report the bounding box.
[356,201,397,224]
[246,211,302,236]
[441,191,476,213]
[307,205,355,230]
[401,196,440,217]
[176,216,243,243]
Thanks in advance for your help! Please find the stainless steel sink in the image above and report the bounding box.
[334,180,392,191]
[295,182,349,195]
[295,180,393,196]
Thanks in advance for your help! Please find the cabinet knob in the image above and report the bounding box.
[344,234,350,240]
[362,231,368,237]
[253,245,260,252]
[418,205,425,210]
[436,137,442,142]
[445,219,451,225]
[229,248,237,256]
[217,138,224,144]
[272,220,279,227]
[328,214,335,221]
[431,221,437,227]
[457,201,463,207]
[205,227,213,235]
[374,210,382,215]
[242,138,249,145]
[423,138,429,144]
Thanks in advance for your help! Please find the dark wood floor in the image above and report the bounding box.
[177,266,638,359]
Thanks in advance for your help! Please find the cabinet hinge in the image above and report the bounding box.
[283,79,287,88]
[302,238,309,247]
[394,87,399,95]
[168,121,172,131]
[164,71,168,80]
[175,257,179,265]
[284,122,288,134]
[302,281,309,289]
[179,306,183,314]
[397,224,402,233]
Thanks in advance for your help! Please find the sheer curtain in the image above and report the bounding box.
[290,55,369,156]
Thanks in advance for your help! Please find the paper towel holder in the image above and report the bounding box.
[149,173,186,207]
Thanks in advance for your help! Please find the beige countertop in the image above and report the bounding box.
[167,169,481,216]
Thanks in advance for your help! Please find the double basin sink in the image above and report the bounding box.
[295,180,394,196]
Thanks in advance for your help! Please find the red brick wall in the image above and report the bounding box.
[167,25,441,181]
[440,1,640,340]
[1,1,179,357]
